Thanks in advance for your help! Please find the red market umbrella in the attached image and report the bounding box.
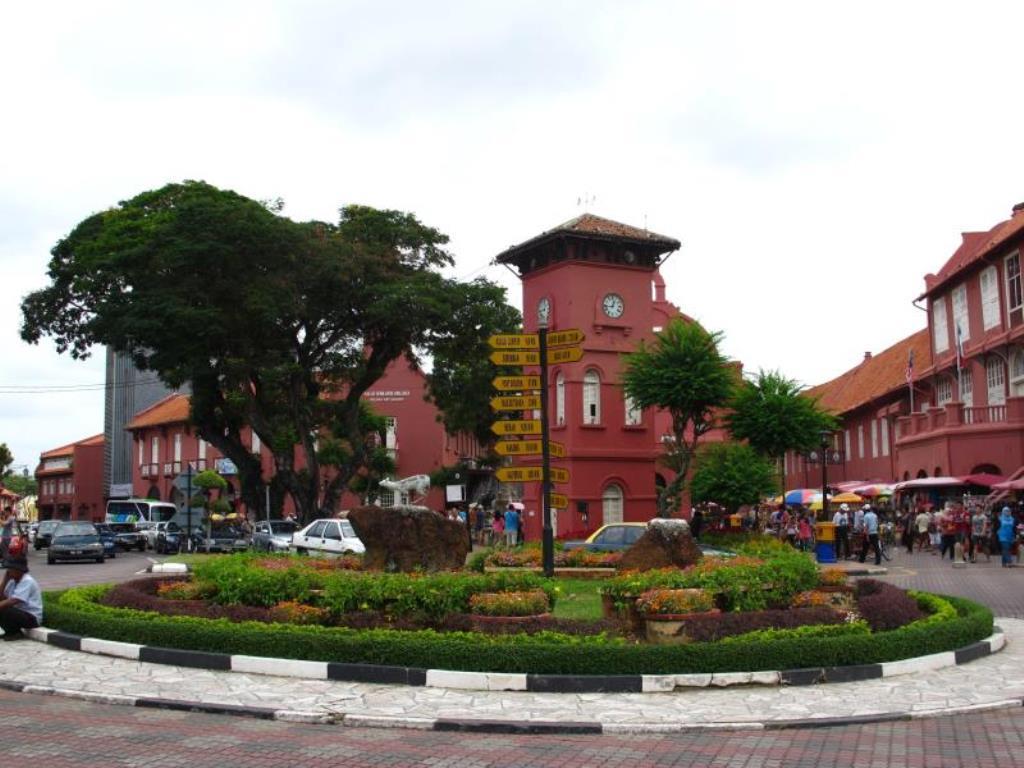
[958,473,1006,487]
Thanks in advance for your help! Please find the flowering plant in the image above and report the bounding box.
[486,548,542,568]
[817,568,848,587]
[791,590,833,608]
[468,589,550,617]
[269,600,330,625]
[156,580,209,600]
[635,588,715,616]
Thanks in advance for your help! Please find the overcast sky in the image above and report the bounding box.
[2,1,1023,473]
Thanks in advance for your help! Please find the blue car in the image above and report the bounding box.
[93,523,118,559]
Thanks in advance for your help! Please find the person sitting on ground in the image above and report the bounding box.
[0,554,42,641]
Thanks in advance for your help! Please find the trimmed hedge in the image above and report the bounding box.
[43,585,994,675]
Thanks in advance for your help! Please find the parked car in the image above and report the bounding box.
[561,522,735,557]
[154,521,184,554]
[108,522,147,551]
[251,520,298,552]
[92,523,118,559]
[142,521,173,550]
[47,522,106,564]
[190,526,250,553]
[33,519,61,550]
[291,518,365,556]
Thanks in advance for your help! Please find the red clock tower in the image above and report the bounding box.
[495,214,684,540]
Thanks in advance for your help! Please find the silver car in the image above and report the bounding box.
[252,520,298,552]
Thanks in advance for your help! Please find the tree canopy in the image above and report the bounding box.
[0,443,12,479]
[21,181,518,522]
[726,369,838,462]
[689,441,779,513]
[621,318,736,516]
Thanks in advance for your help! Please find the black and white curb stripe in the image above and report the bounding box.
[1,626,1011,734]
[23,625,1007,693]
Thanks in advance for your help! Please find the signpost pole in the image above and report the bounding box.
[538,320,554,577]
[186,463,193,553]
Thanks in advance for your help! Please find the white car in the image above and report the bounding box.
[291,518,365,556]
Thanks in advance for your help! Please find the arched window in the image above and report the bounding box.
[916,469,928,478]
[583,370,601,424]
[1010,349,1024,397]
[624,392,642,426]
[987,357,1007,406]
[555,373,565,425]
[602,484,624,525]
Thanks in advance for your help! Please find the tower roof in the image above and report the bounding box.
[494,213,680,269]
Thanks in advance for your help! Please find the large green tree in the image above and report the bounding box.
[621,319,736,517]
[21,181,517,522]
[725,369,838,483]
[0,443,12,478]
[689,441,779,512]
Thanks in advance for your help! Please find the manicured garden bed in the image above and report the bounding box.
[41,541,995,675]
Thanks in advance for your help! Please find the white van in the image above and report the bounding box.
[106,499,179,524]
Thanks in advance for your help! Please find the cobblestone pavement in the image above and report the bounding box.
[863,546,1024,617]
[3,685,1023,768]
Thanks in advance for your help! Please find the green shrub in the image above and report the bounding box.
[43,586,993,675]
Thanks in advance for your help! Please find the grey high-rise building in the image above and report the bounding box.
[103,348,177,499]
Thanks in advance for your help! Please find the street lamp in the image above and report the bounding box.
[819,430,833,520]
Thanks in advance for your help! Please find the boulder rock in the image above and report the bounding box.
[347,505,469,572]
[617,518,703,571]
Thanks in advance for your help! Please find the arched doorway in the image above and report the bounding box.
[602,484,624,525]
[971,463,1002,475]
[903,471,910,481]
[934,467,943,477]
[146,485,161,500]
[916,470,927,479]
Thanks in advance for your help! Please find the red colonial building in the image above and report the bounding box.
[496,214,730,539]
[125,359,480,514]
[35,434,106,521]
[786,202,1024,489]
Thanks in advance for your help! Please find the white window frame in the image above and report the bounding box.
[198,438,207,461]
[1007,252,1022,317]
[987,357,1006,406]
[555,373,565,425]
[151,436,159,465]
[602,484,624,525]
[936,378,953,406]
[932,295,949,353]
[881,418,890,457]
[857,425,864,459]
[624,392,642,426]
[173,433,182,463]
[1010,349,1024,397]
[871,420,878,459]
[138,439,144,466]
[582,370,601,425]
[385,417,398,456]
[981,265,1001,330]
[952,283,970,342]
[960,369,973,407]
[251,431,261,454]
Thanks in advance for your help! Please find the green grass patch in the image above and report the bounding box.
[550,578,604,620]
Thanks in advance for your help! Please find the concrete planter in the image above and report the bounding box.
[642,609,721,644]
[468,613,551,632]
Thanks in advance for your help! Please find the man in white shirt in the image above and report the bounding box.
[0,555,42,641]
[832,503,851,560]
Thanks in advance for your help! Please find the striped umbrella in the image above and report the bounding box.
[783,489,819,505]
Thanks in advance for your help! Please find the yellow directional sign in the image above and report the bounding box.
[548,346,584,364]
[489,349,540,366]
[490,395,542,411]
[491,420,543,436]
[548,492,569,509]
[488,333,539,350]
[492,375,541,392]
[494,466,570,483]
[547,329,585,347]
[493,439,566,458]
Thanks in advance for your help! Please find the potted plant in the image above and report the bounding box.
[635,588,718,644]
[467,589,551,630]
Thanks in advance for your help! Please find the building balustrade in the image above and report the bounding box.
[896,396,1024,443]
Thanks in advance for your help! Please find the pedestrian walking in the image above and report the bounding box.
[492,510,505,545]
[858,505,881,565]
[997,506,1016,567]
[939,508,958,560]
[970,506,989,563]
[901,509,915,554]
[797,514,812,552]
[503,504,519,548]
[833,504,850,560]
[0,510,15,559]
[914,507,931,552]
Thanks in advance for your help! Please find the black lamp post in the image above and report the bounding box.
[819,430,832,520]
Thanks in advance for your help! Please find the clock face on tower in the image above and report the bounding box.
[537,297,551,324]
[602,293,625,319]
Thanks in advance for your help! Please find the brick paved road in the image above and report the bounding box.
[869,547,1024,617]
[3,687,1021,768]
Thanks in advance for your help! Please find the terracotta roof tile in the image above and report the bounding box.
[40,433,104,458]
[126,393,190,430]
[495,213,680,262]
[806,330,931,415]
[921,206,1024,297]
